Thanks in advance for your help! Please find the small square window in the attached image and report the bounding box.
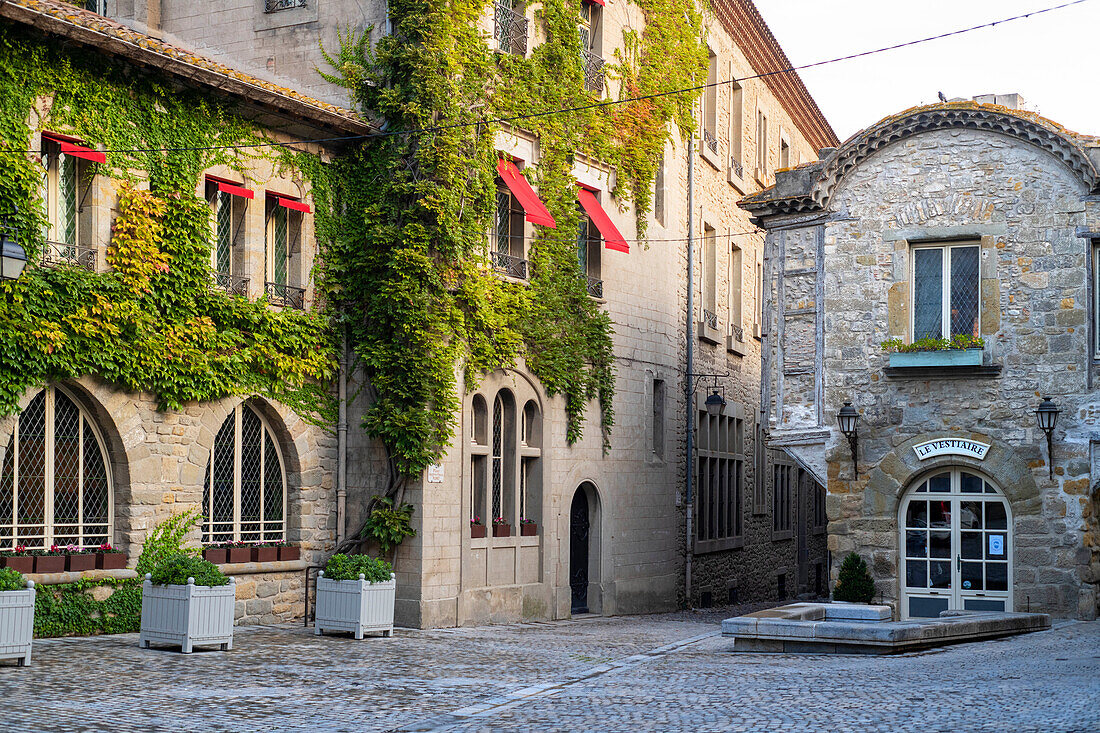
[911,242,981,340]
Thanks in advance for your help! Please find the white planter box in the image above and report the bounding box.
[0,582,35,666]
[138,574,236,653]
[315,572,396,639]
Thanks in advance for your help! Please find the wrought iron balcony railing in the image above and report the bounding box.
[265,281,306,310]
[491,250,528,279]
[212,271,249,297]
[730,324,744,342]
[702,308,718,331]
[265,0,306,12]
[42,241,96,272]
[583,50,605,95]
[494,1,528,56]
[585,275,604,299]
[729,155,744,180]
[703,129,718,155]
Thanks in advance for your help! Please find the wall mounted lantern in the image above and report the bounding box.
[704,389,726,417]
[1035,396,1060,480]
[0,213,27,281]
[837,401,859,479]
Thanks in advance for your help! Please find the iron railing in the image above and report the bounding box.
[702,309,718,330]
[265,0,306,12]
[730,324,744,342]
[583,50,605,94]
[494,1,528,56]
[703,129,718,155]
[729,155,744,180]
[491,250,528,279]
[42,241,96,272]
[266,281,306,310]
[213,271,249,297]
[585,275,604,299]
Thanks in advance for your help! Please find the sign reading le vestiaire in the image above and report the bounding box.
[913,439,990,461]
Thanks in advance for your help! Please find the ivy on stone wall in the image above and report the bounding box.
[33,577,141,638]
[317,0,706,476]
[0,26,336,423]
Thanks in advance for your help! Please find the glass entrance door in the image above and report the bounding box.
[899,469,1012,619]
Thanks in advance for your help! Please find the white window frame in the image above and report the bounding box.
[202,403,288,544]
[910,241,982,341]
[0,386,114,550]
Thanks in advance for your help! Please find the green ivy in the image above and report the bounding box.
[0,26,337,423]
[316,0,705,475]
[33,577,142,638]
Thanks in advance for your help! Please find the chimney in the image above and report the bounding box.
[972,93,1025,110]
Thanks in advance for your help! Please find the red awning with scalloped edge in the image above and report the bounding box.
[496,159,556,228]
[58,141,105,164]
[217,181,254,199]
[577,186,627,253]
[277,197,311,214]
[585,0,606,6]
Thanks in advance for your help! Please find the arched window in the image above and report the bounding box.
[202,403,286,544]
[0,386,112,550]
[469,389,540,534]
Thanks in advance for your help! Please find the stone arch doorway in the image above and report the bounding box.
[898,467,1013,619]
[569,482,601,614]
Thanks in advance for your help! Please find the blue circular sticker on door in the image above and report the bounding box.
[963,580,971,589]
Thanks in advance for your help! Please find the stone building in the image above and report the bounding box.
[15,0,839,629]
[0,0,372,623]
[742,97,1100,619]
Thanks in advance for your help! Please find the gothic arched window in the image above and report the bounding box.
[0,386,112,550]
[202,403,287,544]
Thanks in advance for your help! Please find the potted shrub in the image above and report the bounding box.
[96,542,127,570]
[492,516,511,538]
[832,552,875,604]
[225,542,251,564]
[275,541,300,562]
[202,543,228,565]
[470,516,486,539]
[66,545,96,572]
[138,554,236,654]
[1,546,34,574]
[314,554,395,640]
[251,542,278,563]
[0,568,35,666]
[519,518,537,537]
[33,547,66,574]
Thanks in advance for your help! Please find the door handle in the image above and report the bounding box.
[956,554,961,571]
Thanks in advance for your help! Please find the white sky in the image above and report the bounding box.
[753,0,1098,144]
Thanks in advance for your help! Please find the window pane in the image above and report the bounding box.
[949,246,980,337]
[960,472,983,493]
[986,502,1007,530]
[216,191,232,273]
[929,531,951,559]
[961,561,983,591]
[929,500,950,528]
[930,560,951,589]
[905,559,927,588]
[987,562,1008,591]
[905,501,927,528]
[913,248,943,339]
[960,501,982,530]
[960,531,982,560]
[928,472,950,492]
[58,153,77,246]
[905,530,926,558]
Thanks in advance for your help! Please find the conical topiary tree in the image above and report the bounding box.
[832,552,875,603]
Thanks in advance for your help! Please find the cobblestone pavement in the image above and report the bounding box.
[1,608,1096,733]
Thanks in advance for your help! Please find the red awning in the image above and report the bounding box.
[58,141,105,164]
[577,186,628,253]
[217,181,254,199]
[277,196,311,214]
[584,0,606,6]
[496,159,556,228]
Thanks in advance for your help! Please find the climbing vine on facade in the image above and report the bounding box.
[317,0,706,476]
[0,27,336,421]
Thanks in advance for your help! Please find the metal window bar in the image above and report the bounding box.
[491,250,528,279]
[212,271,249,297]
[730,323,744,341]
[42,241,96,271]
[729,156,744,180]
[491,396,503,520]
[583,50,605,94]
[585,275,604,299]
[265,0,307,12]
[494,1,528,55]
[703,129,718,155]
[702,308,718,330]
[265,281,306,310]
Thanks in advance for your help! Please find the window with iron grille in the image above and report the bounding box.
[83,0,107,14]
[577,212,602,298]
[206,179,249,296]
[911,242,980,340]
[0,386,112,550]
[265,195,306,308]
[702,224,717,327]
[494,0,528,56]
[202,403,287,544]
[695,406,743,549]
[492,184,527,278]
[653,154,665,226]
[755,110,768,176]
[729,244,743,339]
[40,136,96,271]
[265,0,307,12]
[703,50,717,154]
[772,458,794,536]
[469,390,540,530]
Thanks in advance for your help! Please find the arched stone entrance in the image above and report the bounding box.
[569,482,601,615]
[899,468,1013,619]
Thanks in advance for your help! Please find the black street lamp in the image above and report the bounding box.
[0,218,27,281]
[1035,396,1060,480]
[837,401,859,479]
[704,389,726,417]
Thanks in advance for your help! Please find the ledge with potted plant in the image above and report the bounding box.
[0,567,35,666]
[138,554,236,654]
[881,335,985,369]
[492,516,511,538]
[95,543,128,570]
[314,554,395,639]
[470,516,486,539]
[33,546,68,574]
[519,518,537,537]
[0,546,34,574]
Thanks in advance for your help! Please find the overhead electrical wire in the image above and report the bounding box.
[0,0,1089,157]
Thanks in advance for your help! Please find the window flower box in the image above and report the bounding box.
[492,522,511,538]
[225,545,251,564]
[277,545,300,562]
[203,547,228,564]
[96,544,127,570]
[66,553,96,572]
[0,579,35,667]
[470,524,487,539]
[33,554,66,574]
[251,545,278,563]
[138,574,236,653]
[1,553,34,574]
[314,571,396,639]
[520,520,537,537]
[887,348,983,368]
